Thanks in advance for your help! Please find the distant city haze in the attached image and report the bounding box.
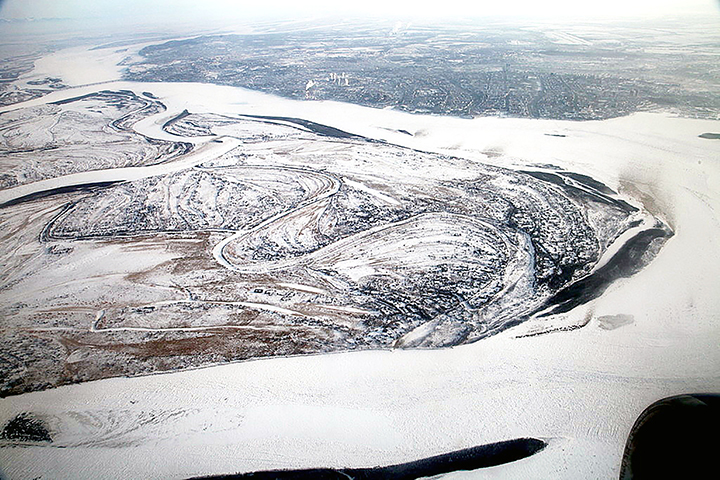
[1,0,718,23]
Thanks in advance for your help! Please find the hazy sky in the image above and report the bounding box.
[1,0,718,22]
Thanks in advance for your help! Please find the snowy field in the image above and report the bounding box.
[0,41,719,479]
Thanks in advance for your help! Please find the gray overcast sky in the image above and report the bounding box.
[1,0,719,22]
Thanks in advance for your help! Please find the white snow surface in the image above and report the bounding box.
[0,47,719,479]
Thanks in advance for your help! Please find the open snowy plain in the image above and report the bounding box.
[0,27,719,479]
